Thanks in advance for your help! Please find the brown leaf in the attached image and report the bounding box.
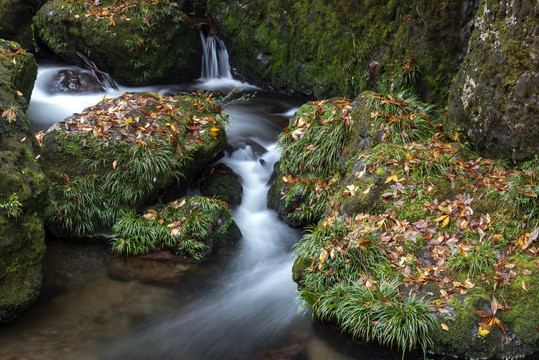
[522,280,528,291]
[491,296,498,315]
[522,269,532,275]
[475,311,492,318]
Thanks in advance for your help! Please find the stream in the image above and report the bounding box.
[0,60,418,360]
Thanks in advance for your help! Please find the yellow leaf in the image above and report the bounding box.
[478,325,490,337]
[16,90,23,97]
[112,160,117,170]
[143,213,157,220]
[385,174,399,183]
[442,216,450,228]
[441,323,449,331]
[434,215,448,222]
[363,185,373,194]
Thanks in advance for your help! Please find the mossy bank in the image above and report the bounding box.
[0,39,48,323]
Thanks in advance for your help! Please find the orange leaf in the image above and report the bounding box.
[441,323,449,331]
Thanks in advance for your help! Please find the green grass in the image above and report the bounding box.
[110,196,231,260]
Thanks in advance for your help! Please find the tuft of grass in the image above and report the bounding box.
[110,196,232,260]
[302,277,436,358]
[447,237,498,277]
[363,92,435,144]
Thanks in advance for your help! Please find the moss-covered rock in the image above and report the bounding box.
[0,0,41,52]
[34,0,202,85]
[431,260,539,359]
[110,195,242,261]
[288,91,538,358]
[446,0,538,164]
[0,39,48,323]
[207,0,478,105]
[200,163,243,206]
[38,92,228,239]
[267,98,353,227]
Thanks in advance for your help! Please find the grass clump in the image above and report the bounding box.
[111,196,236,260]
[43,92,227,237]
[295,213,436,357]
[274,98,351,225]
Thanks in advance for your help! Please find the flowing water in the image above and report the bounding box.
[0,41,424,359]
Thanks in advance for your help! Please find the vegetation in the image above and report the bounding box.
[40,92,228,237]
[0,193,22,220]
[111,196,239,260]
[270,98,351,225]
[287,88,538,358]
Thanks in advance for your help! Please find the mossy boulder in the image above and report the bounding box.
[34,0,202,85]
[446,0,538,164]
[267,98,353,227]
[200,163,243,206]
[0,0,41,51]
[38,92,228,239]
[430,260,539,359]
[208,0,478,105]
[0,39,48,323]
[110,196,242,261]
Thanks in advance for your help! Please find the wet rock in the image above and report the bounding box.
[226,140,268,157]
[0,39,48,324]
[49,70,104,94]
[200,164,243,206]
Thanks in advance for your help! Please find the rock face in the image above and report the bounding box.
[447,0,538,164]
[0,39,48,323]
[34,0,202,85]
[207,0,479,104]
[38,92,228,239]
[0,0,41,51]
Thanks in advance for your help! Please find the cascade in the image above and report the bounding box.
[199,30,232,80]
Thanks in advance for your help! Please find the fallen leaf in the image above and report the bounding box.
[441,323,449,331]
[522,280,528,291]
[478,325,490,337]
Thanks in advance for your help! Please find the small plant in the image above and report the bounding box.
[503,161,538,226]
[363,92,434,144]
[0,193,23,220]
[302,277,436,358]
[448,237,498,277]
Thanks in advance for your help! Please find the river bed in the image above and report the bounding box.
[1,62,425,360]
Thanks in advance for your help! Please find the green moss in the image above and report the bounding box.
[34,0,201,85]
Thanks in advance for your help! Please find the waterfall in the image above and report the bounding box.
[200,32,232,80]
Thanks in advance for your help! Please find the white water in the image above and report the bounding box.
[104,134,304,359]
[200,32,232,80]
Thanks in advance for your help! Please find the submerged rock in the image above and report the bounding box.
[49,69,105,94]
[34,0,202,85]
[0,39,48,323]
[446,0,538,164]
[38,92,228,239]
